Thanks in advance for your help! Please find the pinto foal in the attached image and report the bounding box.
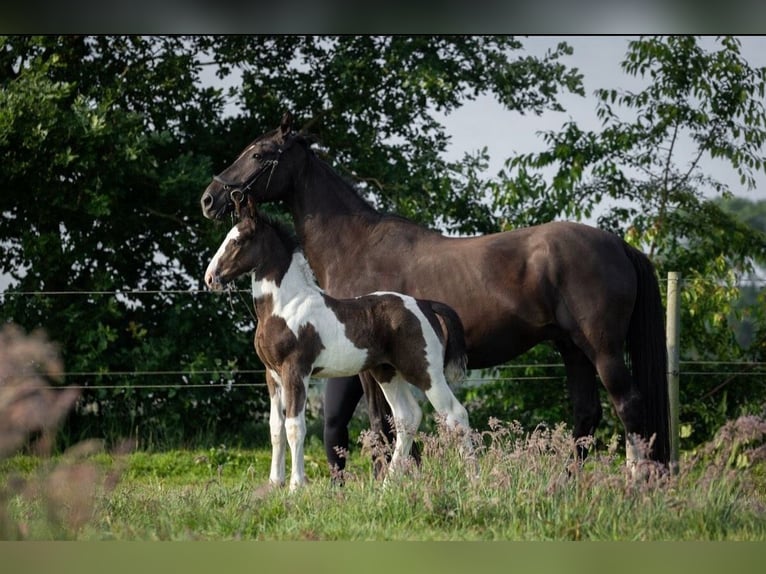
[205,212,472,490]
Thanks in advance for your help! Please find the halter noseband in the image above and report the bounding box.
[213,156,280,217]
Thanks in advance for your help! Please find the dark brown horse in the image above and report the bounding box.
[200,114,670,471]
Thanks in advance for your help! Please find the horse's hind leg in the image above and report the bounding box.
[556,341,602,461]
[359,371,421,478]
[373,373,422,475]
[421,372,474,468]
[595,351,649,473]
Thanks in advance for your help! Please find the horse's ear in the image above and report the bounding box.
[280,112,293,137]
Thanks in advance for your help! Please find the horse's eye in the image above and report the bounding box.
[252,153,262,160]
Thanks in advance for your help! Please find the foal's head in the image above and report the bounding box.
[205,213,297,291]
[205,216,258,291]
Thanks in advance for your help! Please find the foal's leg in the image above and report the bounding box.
[421,371,474,463]
[375,374,422,474]
[266,369,286,487]
[281,366,309,491]
[359,370,422,478]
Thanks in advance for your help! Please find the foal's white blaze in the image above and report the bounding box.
[205,225,242,289]
[255,252,370,376]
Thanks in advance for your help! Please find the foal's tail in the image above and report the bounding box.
[624,243,671,464]
[429,301,468,386]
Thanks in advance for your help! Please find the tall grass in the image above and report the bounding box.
[2,415,764,540]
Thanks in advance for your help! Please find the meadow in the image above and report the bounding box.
[2,416,765,541]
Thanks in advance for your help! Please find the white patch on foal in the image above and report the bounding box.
[257,252,370,377]
[267,369,287,487]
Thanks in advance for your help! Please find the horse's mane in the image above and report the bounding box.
[292,132,440,234]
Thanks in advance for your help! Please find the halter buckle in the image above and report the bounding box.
[230,188,245,204]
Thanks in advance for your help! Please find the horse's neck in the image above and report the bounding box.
[288,156,378,231]
[251,251,323,309]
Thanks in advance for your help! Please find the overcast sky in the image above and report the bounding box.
[438,35,766,202]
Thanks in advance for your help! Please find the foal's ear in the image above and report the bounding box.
[246,196,257,219]
[280,112,293,137]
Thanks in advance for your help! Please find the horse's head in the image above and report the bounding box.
[204,214,261,290]
[200,112,300,220]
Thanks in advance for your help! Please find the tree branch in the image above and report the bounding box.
[650,120,680,258]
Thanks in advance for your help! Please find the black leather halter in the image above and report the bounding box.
[213,155,280,217]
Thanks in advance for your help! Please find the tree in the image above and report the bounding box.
[0,36,269,447]
[0,35,584,447]
[491,36,766,445]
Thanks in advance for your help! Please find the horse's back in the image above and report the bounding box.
[319,217,641,366]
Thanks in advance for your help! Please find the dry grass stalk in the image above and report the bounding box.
[0,324,131,539]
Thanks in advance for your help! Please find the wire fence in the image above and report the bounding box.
[2,274,766,298]
[2,283,766,392]
[2,360,761,392]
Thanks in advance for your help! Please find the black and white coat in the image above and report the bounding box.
[205,214,471,490]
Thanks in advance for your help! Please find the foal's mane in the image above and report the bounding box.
[255,210,323,290]
[256,211,301,253]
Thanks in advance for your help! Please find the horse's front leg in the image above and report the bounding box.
[266,369,286,487]
[282,367,309,491]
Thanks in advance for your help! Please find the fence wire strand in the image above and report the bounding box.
[2,284,765,392]
[2,273,766,299]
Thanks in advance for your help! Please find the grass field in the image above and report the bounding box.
[2,417,765,541]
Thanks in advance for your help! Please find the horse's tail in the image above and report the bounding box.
[624,242,671,464]
[428,301,468,386]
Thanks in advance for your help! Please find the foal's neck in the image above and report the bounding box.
[251,250,323,310]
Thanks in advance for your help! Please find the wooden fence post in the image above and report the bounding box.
[666,271,681,474]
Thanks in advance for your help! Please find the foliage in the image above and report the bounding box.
[493,35,766,445]
[0,35,584,447]
[0,36,271,447]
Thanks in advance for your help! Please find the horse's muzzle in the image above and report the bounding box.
[200,189,232,220]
